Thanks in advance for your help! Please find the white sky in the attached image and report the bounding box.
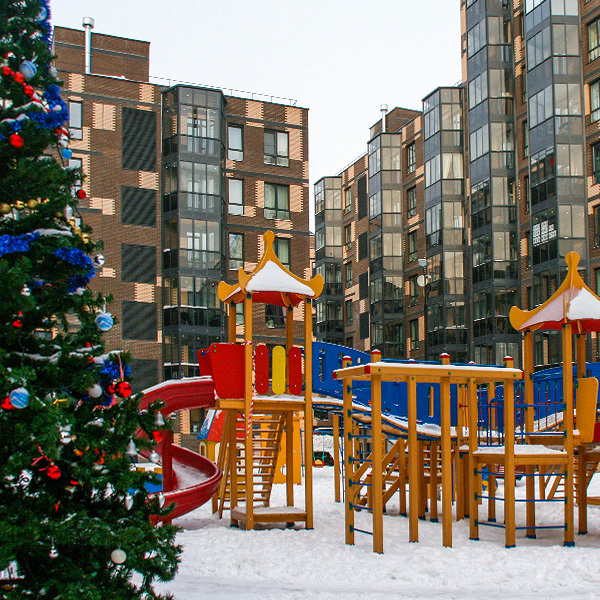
[50,0,463,228]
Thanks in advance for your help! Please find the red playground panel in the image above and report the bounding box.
[288,346,303,395]
[210,343,245,399]
[197,348,213,377]
[255,344,269,395]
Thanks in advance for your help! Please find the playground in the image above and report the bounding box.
[156,466,600,600]
[136,234,600,597]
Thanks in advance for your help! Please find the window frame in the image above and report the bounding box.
[264,129,289,167]
[408,230,418,263]
[274,237,291,270]
[228,178,244,215]
[407,143,416,174]
[228,125,243,161]
[591,80,600,123]
[69,100,83,140]
[229,232,244,270]
[264,183,290,220]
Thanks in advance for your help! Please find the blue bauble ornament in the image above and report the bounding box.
[36,7,48,22]
[19,61,37,81]
[61,148,72,160]
[10,387,30,409]
[95,311,114,332]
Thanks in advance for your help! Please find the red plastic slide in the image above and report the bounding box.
[139,377,222,520]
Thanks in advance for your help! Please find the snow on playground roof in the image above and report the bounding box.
[510,252,600,333]
[218,230,323,307]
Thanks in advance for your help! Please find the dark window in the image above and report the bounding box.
[345,262,353,287]
[274,237,290,269]
[69,100,82,140]
[265,304,285,328]
[407,186,417,219]
[121,244,156,284]
[591,80,600,123]
[410,319,420,351]
[409,275,419,306]
[357,175,368,219]
[228,125,243,161]
[345,300,353,326]
[228,179,243,215]
[344,224,352,250]
[358,232,368,261]
[128,358,159,392]
[264,183,290,220]
[359,272,369,300]
[229,233,243,270]
[589,19,600,62]
[264,130,289,167]
[122,108,157,171]
[407,143,416,174]
[122,301,157,340]
[344,188,352,214]
[592,143,600,184]
[408,231,418,262]
[121,186,156,226]
[595,206,600,248]
[359,312,369,339]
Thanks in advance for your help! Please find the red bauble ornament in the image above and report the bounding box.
[11,311,23,328]
[24,85,33,97]
[46,465,61,479]
[13,72,24,84]
[116,381,132,398]
[76,189,86,200]
[1,396,12,410]
[152,430,163,443]
[1,66,12,77]
[8,133,23,148]
[105,382,117,396]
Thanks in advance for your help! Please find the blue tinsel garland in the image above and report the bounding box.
[101,360,131,380]
[0,232,40,257]
[54,247,95,290]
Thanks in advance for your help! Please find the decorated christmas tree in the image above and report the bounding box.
[0,1,180,598]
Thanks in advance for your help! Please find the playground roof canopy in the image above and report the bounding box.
[217,230,323,308]
[509,252,600,333]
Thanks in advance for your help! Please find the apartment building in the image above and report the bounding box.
[53,23,311,403]
[315,0,600,368]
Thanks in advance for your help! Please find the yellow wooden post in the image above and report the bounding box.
[504,356,516,548]
[418,440,426,520]
[440,352,452,546]
[341,357,354,545]
[333,414,341,503]
[488,469,496,523]
[399,438,407,517]
[525,464,535,538]
[523,331,534,433]
[578,447,588,535]
[371,371,384,554]
[304,298,314,529]
[286,305,294,391]
[455,385,465,521]
[286,411,294,507]
[467,377,479,541]
[430,440,439,523]
[408,375,419,542]
[228,301,237,342]
[563,322,575,546]
[244,295,254,529]
[576,334,586,380]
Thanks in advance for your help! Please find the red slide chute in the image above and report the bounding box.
[139,377,221,521]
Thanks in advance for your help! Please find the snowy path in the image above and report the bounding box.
[158,468,600,599]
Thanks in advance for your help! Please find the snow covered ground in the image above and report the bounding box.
[158,465,600,600]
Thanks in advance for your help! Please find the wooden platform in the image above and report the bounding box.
[231,505,308,525]
[473,444,568,466]
[217,395,305,413]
